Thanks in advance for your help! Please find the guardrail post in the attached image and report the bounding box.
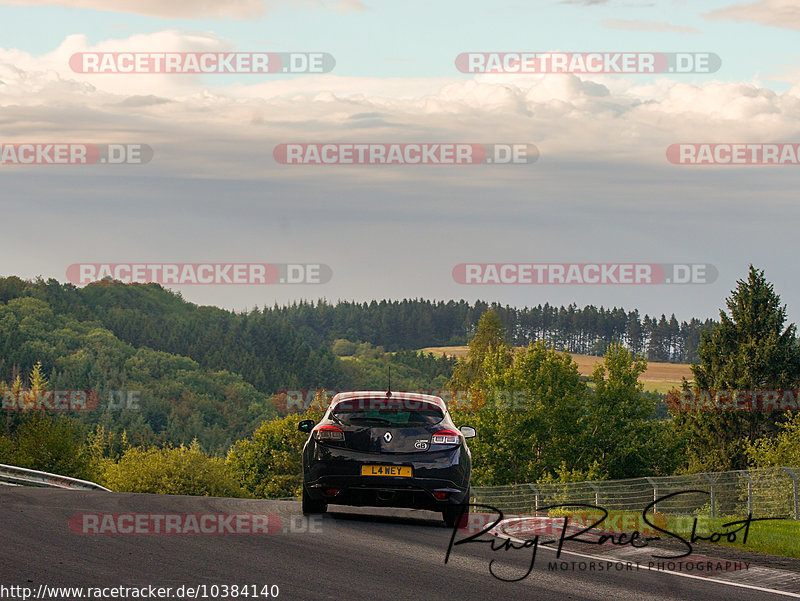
[702,473,716,518]
[780,467,799,520]
[737,471,753,515]
[528,484,540,514]
[587,481,600,507]
[646,477,658,514]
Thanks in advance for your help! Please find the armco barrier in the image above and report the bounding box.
[0,463,110,491]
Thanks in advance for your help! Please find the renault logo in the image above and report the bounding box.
[383,432,392,443]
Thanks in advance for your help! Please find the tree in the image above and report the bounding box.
[676,266,800,471]
[331,339,357,356]
[508,343,588,479]
[582,345,679,478]
[451,341,589,485]
[450,309,513,390]
[28,361,48,394]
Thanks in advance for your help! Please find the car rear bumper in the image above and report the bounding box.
[305,476,469,510]
[302,445,470,510]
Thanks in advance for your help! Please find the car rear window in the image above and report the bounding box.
[331,398,444,426]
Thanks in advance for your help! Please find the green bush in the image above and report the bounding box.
[227,410,323,498]
[0,433,14,464]
[747,412,800,467]
[102,440,245,497]
[331,339,358,357]
[5,413,97,481]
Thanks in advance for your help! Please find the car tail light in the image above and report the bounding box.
[324,488,340,497]
[431,429,462,445]
[433,491,451,500]
[313,424,344,441]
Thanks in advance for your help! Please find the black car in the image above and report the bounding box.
[298,390,475,526]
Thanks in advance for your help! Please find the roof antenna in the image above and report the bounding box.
[386,364,392,398]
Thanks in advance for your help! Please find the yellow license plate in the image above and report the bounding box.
[361,465,412,477]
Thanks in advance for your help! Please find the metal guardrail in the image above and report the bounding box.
[472,466,800,520]
[0,463,110,491]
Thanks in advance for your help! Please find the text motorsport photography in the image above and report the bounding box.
[446,496,769,583]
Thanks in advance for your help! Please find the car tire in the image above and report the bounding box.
[302,487,327,515]
[442,498,470,528]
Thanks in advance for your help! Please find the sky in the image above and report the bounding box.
[1,0,799,324]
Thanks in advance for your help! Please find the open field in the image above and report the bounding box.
[666,515,800,559]
[545,509,800,558]
[420,346,693,391]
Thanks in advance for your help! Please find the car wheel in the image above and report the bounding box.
[442,500,469,528]
[302,487,327,515]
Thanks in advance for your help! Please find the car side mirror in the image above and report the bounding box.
[298,419,315,433]
[459,426,476,438]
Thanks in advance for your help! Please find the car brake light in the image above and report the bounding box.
[313,424,345,441]
[431,429,462,445]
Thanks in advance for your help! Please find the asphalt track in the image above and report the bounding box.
[0,488,796,601]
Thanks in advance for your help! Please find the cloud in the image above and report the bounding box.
[2,34,799,324]
[763,65,800,84]
[2,31,800,182]
[115,95,172,107]
[0,0,365,19]
[327,0,366,11]
[561,0,655,6]
[705,0,800,31]
[601,19,700,34]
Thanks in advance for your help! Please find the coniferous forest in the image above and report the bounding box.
[1,269,797,500]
